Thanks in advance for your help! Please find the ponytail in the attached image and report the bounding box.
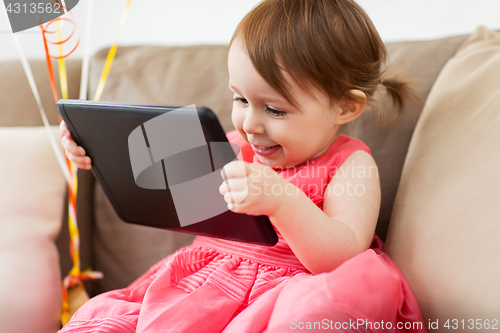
[376,76,421,126]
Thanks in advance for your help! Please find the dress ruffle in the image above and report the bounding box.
[61,236,425,333]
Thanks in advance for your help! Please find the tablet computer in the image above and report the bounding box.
[57,99,278,246]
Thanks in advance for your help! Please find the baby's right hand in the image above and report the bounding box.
[60,121,92,170]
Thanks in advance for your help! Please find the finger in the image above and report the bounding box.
[221,160,248,180]
[223,189,248,206]
[66,154,92,169]
[220,177,247,194]
[219,181,228,195]
[77,163,92,170]
[62,136,86,156]
[59,121,72,139]
[75,159,91,170]
[59,121,66,133]
[76,162,92,170]
[227,201,238,212]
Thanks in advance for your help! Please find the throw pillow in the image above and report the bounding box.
[384,26,500,326]
[0,126,65,333]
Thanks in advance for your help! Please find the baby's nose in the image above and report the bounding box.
[243,109,265,135]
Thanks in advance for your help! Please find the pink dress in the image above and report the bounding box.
[59,132,426,333]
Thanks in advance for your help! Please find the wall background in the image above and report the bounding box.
[0,0,499,61]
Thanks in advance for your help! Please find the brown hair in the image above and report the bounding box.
[230,0,417,122]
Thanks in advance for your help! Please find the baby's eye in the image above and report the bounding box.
[266,106,286,118]
[232,97,248,106]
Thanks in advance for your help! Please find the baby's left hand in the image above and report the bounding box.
[219,161,294,216]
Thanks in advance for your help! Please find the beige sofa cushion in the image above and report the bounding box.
[0,127,65,333]
[0,60,81,126]
[384,26,500,324]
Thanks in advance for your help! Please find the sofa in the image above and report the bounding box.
[1,26,499,333]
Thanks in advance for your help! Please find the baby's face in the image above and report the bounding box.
[228,38,343,168]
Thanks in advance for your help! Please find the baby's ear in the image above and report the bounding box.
[337,90,367,125]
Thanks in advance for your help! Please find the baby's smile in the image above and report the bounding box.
[251,143,281,157]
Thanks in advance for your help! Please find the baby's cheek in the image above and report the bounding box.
[231,108,245,132]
